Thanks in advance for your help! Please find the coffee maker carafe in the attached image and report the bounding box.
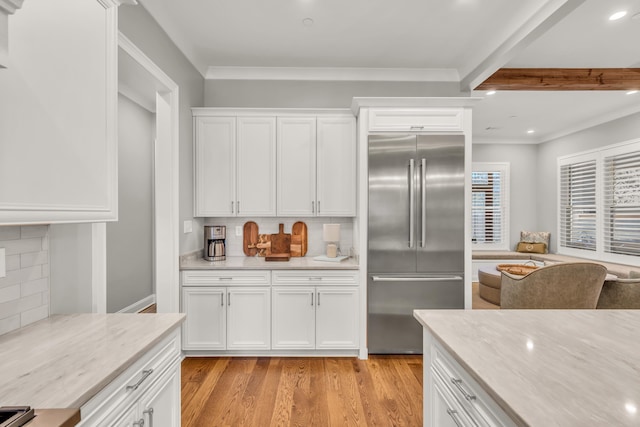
[204,225,226,261]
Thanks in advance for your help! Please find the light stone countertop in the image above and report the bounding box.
[180,255,359,270]
[414,309,640,427]
[0,313,185,409]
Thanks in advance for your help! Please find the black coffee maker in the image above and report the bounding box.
[204,225,226,261]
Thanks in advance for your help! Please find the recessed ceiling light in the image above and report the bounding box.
[609,11,627,20]
[486,90,496,96]
[527,129,535,134]
[302,18,314,26]
[627,90,638,95]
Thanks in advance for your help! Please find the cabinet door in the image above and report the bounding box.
[237,117,277,216]
[194,116,236,216]
[108,403,138,427]
[272,287,315,349]
[315,287,359,349]
[182,287,226,350]
[277,117,317,216]
[316,117,356,216]
[139,363,181,427]
[227,287,271,349]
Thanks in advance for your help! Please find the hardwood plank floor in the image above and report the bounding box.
[182,356,423,427]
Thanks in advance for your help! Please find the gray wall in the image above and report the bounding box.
[537,112,640,253]
[119,4,205,255]
[205,80,465,108]
[472,143,538,250]
[106,95,154,313]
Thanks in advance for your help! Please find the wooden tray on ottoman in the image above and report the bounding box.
[496,264,539,276]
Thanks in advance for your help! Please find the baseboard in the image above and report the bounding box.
[117,294,156,313]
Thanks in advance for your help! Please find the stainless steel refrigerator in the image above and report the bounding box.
[368,134,464,354]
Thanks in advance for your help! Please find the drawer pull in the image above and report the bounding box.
[308,277,323,281]
[410,125,425,130]
[446,409,464,427]
[311,293,314,306]
[126,368,154,391]
[219,277,233,281]
[143,408,154,427]
[451,378,476,401]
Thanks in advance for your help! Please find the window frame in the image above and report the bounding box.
[471,162,510,251]
[557,138,640,265]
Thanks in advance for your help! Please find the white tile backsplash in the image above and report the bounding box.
[203,217,355,257]
[0,225,49,335]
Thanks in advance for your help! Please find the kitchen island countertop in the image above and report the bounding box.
[181,255,359,270]
[0,313,185,410]
[414,309,640,426]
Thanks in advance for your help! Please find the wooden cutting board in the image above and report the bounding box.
[290,221,308,257]
[270,223,291,255]
[256,234,271,257]
[243,221,259,256]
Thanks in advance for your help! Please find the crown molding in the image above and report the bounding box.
[0,0,24,14]
[205,66,460,82]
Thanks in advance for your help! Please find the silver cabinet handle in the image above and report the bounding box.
[421,158,426,248]
[143,408,154,427]
[408,159,415,248]
[312,201,315,213]
[451,378,476,401]
[237,200,240,214]
[317,200,320,213]
[311,293,314,306]
[307,277,323,281]
[446,409,464,427]
[228,292,231,306]
[410,125,425,130]
[317,292,320,306]
[372,276,462,282]
[218,277,233,280]
[231,201,234,214]
[133,419,145,427]
[221,293,224,306]
[126,369,154,391]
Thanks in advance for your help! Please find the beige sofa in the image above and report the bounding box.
[474,251,640,307]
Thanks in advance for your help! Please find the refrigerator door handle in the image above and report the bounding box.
[371,276,463,282]
[421,158,426,248]
[408,159,415,248]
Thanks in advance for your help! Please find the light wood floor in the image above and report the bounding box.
[181,356,423,427]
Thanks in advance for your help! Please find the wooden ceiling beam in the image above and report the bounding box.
[476,68,640,90]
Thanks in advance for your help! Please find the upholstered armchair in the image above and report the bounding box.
[501,262,607,309]
[597,278,640,309]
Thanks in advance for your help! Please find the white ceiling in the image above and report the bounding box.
[133,0,640,143]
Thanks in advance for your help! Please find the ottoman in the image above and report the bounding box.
[478,266,502,306]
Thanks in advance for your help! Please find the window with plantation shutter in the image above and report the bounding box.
[472,163,509,250]
[604,151,640,257]
[559,160,597,251]
[558,139,640,263]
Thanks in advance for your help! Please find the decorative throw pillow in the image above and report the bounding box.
[516,241,547,254]
[520,231,550,253]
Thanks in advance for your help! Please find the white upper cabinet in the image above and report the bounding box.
[193,109,356,218]
[368,108,464,132]
[237,117,277,216]
[316,117,356,216]
[194,116,237,216]
[277,117,317,216]
[193,114,277,217]
[0,0,119,224]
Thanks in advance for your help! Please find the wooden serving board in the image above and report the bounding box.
[243,221,259,256]
[270,223,291,255]
[256,234,271,257]
[290,221,308,257]
[265,253,290,262]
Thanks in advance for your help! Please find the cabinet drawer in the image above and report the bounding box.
[369,108,464,132]
[272,270,358,285]
[182,270,271,286]
[432,343,515,427]
[79,328,182,426]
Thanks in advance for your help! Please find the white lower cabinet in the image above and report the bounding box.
[424,330,516,427]
[79,328,183,427]
[181,270,271,351]
[271,271,359,350]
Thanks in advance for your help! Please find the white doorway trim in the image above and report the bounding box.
[114,32,180,313]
